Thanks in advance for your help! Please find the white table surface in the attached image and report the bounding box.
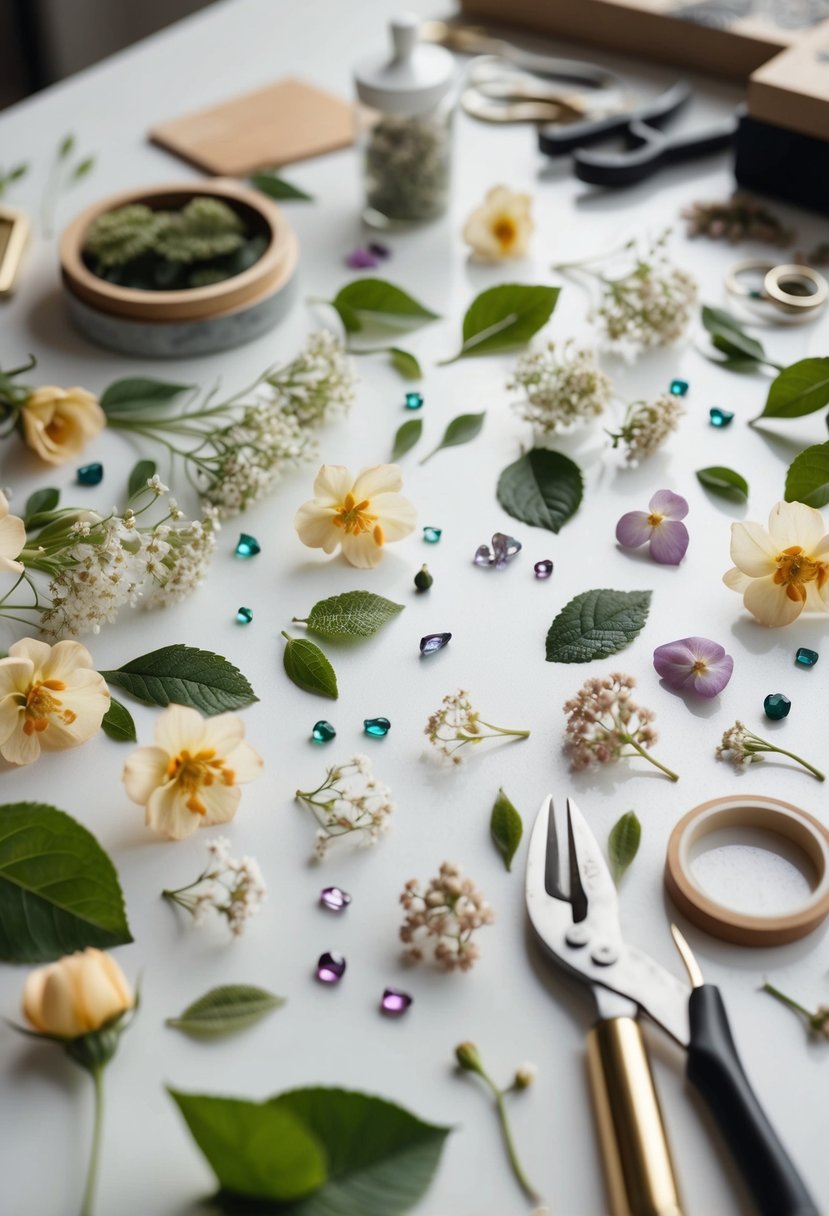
[1,2,828,1214]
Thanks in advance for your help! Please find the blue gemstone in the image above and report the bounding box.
[312,719,336,743]
[405,392,424,411]
[709,407,734,428]
[235,533,261,558]
[795,647,819,668]
[235,606,253,624]
[763,692,791,720]
[76,462,103,486]
[423,526,442,544]
[420,632,451,655]
[363,716,391,737]
[670,379,689,397]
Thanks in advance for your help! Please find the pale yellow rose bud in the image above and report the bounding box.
[20,385,106,466]
[23,948,133,1039]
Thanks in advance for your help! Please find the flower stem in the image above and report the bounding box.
[80,1065,104,1216]
[762,982,813,1022]
[477,721,531,739]
[626,737,679,782]
[477,1072,541,1204]
[768,744,825,782]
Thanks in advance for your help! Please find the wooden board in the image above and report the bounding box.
[748,21,829,141]
[150,77,353,176]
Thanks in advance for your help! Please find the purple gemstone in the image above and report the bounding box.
[474,544,493,567]
[380,987,413,1016]
[320,886,351,912]
[346,247,379,269]
[368,241,391,259]
[420,632,451,656]
[534,559,554,579]
[316,952,347,983]
[492,532,521,569]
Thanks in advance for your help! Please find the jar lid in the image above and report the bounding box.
[354,13,455,115]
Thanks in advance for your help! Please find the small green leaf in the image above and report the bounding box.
[388,347,422,380]
[785,442,829,508]
[127,459,157,498]
[250,169,313,201]
[24,487,60,522]
[294,590,404,640]
[420,412,485,464]
[282,633,338,698]
[757,358,829,421]
[608,811,641,884]
[392,417,423,460]
[166,985,285,1038]
[696,466,749,502]
[546,589,652,664]
[100,645,257,714]
[490,789,523,872]
[100,377,193,415]
[329,279,439,336]
[58,133,75,159]
[701,306,767,366]
[441,284,560,362]
[497,448,583,533]
[72,156,95,181]
[101,696,137,743]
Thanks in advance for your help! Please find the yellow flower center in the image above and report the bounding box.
[21,679,75,735]
[773,545,829,603]
[647,512,664,527]
[166,747,236,816]
[492,215,518,252]
[691,660,708,674]
[332,492,384,545]
[45,415,69,443]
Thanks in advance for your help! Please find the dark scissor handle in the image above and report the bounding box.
[537,79,691,156]
[572,114,737,186]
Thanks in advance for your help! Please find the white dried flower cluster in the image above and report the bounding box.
[267,330,357,427]
[295,754,394,859]
[608,393,685,465]
[563,673,657,770]
[716,721,762,770]
[162,836,266,937]
[592,232,697,360]
[144,505,219,610]
[425,689,529,763]
[507,340,612,434]
[200,404,315,518]
[400,862,495,971]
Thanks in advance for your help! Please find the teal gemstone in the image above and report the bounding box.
[405,392,424,411]
[423,526,442,544]
[709,407,734,428]
[763,692,791,720]
[235,606,253,625]
[669,379,689,397]
[363,716,391,737]
[77,462,103,486]
[312,720,336,743]
[235,533,261,558]
[795,647,819,668]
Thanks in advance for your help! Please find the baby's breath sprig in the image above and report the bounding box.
[295,755,394,859]
[715,721,824,782]
[606,392,685,465]
[507,340,612,435]
[425,689,530,764]
[162,837,266,937]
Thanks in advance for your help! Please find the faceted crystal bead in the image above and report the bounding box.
[534,559,554,579]
[368,241,391,259]
[363,716,391,737]
[420,632,451,655]
[320,886,351,912]
[380,987,413,1017]
[492,532,521,569]
[76,462,104,486]
[763,692,791,720]
[346,247,378,269]
[316,952,346,983]
[235,606,253,625]
[423,526,442,544]
[795,647,819,668]
[312,720,336,743]
[404,392,424,410]
[709,407,734,428]
[235,533,261,558]
[669,379,689,397]
[474,544,493,566]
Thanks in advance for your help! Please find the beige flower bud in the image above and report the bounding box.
[23,948,133,1039]
[20,385,105,466]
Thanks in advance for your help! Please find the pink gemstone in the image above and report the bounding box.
[316,952,346,983]
[380,987,413,1016]
[320,886,351,912]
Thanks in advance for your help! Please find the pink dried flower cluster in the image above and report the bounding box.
[400,862,494,971]
[563,672,679,782]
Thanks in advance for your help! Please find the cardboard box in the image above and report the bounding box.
[747,21,829,141]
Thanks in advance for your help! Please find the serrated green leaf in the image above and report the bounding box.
[294,590,404,639]
[420,412,485,464]
[392,417,423,460]
[100,377,193,415]
[24,487,60,522]
[490,788,523,872]
[100,645,257,714]
[441,284,560,362]
[250,170,313,201]
[389,347,422,380]
[785,442,829,507]
[497,448,583,533]
[127,459,157,498]
[166,985,285,1038]
[757,358,829,420]
[696,466,749,502]
[101,696,137,743]
[0,802,132,962]
[282,633,338,698]
[329,279,439,337]
[546,588,652,663]
[701,306,767,366]
[608,811,641,884]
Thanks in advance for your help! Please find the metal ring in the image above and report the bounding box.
[764,263,828,313]
[724,258,776,300]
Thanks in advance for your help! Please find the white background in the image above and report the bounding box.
[0,2,828,1214]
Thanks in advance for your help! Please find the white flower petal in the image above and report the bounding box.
[0,721,42,766]
[0,512,25,566]
[743,576,803,627]
[201,712,245,757]
[723,567,751,593]
[767,500,825,551]
[0,656,33,701]
[293,501,341,552]
[729,521,778,577]
[154,704,207,756]
[145,783,200,840]
[9,637,54,673]
[199,782,241,827]
[225,739,264,784]
[370,491,417,541]
[340,530,384,568]
[352,464,402,500]
[39,639,95,681]
[122,746,170,805]
[312,464,353,502]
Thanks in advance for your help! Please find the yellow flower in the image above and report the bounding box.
[294,463,416,568]
[23,948,133,1039]
[20,385,106,466]
[462,185,534,261]
[0,638,110,765]
[0,490,25,574]
[723,500,829,627]
[123,703,263,841]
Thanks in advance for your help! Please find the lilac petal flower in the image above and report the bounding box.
[649,519,689,565]
[616,510,652,548]
[346,248,380,269]
[648,489,688,520]
[616,489,690,565]
[653,636,734,698]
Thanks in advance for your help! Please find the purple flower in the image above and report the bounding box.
[653,636,734,698]
[345,247,380,269]
[616,489,689,565]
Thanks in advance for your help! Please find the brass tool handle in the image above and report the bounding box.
[586,1016,684,1216]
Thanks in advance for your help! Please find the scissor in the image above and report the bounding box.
[526,795,819,1216]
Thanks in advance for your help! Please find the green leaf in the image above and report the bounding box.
[24,487,60,522]
[545,588,652,664]
[250,170,313,201]
[166,985,285,1038]
[442,284,560,362]
[72,156,95,181]
[490,788,523,872]
[282,633,338,699]
[757,358,829,420]
[420,412,485,464]
[497,448,584,533]
[0,802,132,962]
[701,306,767,366]
[392,417,423,460]
[99,645,257,714]
[329,279,439,336]
[58,133,75,159]
[170,1086,451,1215]
[101,696,137,743]
[785,442,829,507]
[294,590,404,640]
[127,459,157,498]
[99,377,193,415]
[608,811,641,884]
[696,466,749,502]
[389,347,422,380]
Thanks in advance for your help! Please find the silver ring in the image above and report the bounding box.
[725,259,828,323]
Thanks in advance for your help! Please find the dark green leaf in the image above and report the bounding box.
[388,347,422,380]
[282,633,338,699]
[696,466,749,502]
[785,442,829,507]
[166,985,285,1038]
[420,412,485,464]
[391,417,422,460]
[497,448,583,533]
[294,590,404,640]
[757,358,829,420]
[490,789,523,872]
[100,645,257,714]
[101,696,137,743]
[250,170,313,201]
[546,589,652,664]
[100,377,193,415]
[329,279,439,336]
[442,284,559,362]
[127,459,157,498]
[24,487,60,522]
[0,802,132,962]
[701,305,766,365]
[608,811,641,884]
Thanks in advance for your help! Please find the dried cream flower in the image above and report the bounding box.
[162,836,267,936]
[425,688,529,763]
[23,948,133,1038]
[723,500,829,628]
[20,385,106,465]
[295,754,394,859]
[563,672,679,781]
[463,185,533,261]
[400,862,494,971]
[607,393,684,465]
[0,490,25,574]
[294,463,416,569]
[507,341,612,434]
